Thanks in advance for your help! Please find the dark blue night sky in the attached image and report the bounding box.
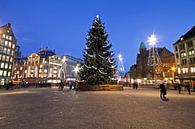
[0,0,195,71]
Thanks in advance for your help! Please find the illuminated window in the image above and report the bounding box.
[9,36,12,40]
[9,65,12,69]
[6,56,9,62]
[2,55,5,61]
[10,57,13,62]
[2,34,5,38]
[177,68,181,74]
[0,70,3,76]
[5,41,8,46]
[8,72,10,77]
[11,51,14,56]
[44,69,47,73]
[3,48,7,54]
[4,63,8,69]
[6,35,9,39]
[190,67,195,73]
[7,49,10,55]
[189,50,194,55]
[3,71,7,76]
[9,42,12,47]
[182,68,188,73]
[12,44,15,49]
[181,52,186,57]
[20,67,23,70]
[1,62,4,68]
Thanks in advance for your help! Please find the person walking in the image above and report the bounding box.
[185,82,191,95]
[160,83,167,100]
[177,83,181,94]
[59,80,64,91]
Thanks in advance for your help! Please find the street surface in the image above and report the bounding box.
[0,87,195,129]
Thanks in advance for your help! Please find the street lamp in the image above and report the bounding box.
[171,66,176,81]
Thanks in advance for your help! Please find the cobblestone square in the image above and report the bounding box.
[0,87,195,129]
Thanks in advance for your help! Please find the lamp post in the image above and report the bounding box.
[171,66,176,82]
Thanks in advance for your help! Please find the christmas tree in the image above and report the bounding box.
[79,15,116,85]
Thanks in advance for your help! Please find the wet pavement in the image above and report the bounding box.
[0,87,195,129]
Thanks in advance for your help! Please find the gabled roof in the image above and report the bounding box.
[174,26,195,45]
[0,23,17,41]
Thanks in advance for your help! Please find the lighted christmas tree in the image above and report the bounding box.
[79,15,116,85]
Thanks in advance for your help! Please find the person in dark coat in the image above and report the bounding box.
[6,81,13,90]
[185,82,191,95]
[160,83,167,100]
[59,80,64,91]
[177,83,181,94]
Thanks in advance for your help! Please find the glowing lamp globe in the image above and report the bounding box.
[118,54,123,62]
[148,34,158,46]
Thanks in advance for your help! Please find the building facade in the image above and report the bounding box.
[12,49,82,84]
[173,26,195,86]
[129,42,175,81]
[12,49,62,84]
[0,23,16,86]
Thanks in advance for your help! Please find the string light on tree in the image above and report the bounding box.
[147,33,161,80]
[117,53,125,75]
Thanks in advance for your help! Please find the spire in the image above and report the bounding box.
[139,42,146,52]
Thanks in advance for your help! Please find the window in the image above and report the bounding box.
[5,41,8,46]
[187,41,193,48]
[1,62,4,68]
[11,51,14,56]
[7,49,10,55]
[178,68,181,74]
[176,53,179,58]
[12,44,15,49]
[0,40,3,46]
[189,50,194,56]
[2,55,5,61]
[3,71,7,76]
[182,59,187,65]
[9,42,12,48]
[9,36,12,41]
[190,67,195,73]
[8,72,10,77]
[44,69,47,73]
[6,56,9,62]
[179,44,185,50]
[182,68,188,73]
[4,63,8,69]
[2,34,5,38]
[0,70,3,76]
[175,46,178,51]
[181,52,186,57]
[10,57,13,62]
[0,54,1,60]
[190,57,195,64]
[9,65,12,69]
[3,48,7,54]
